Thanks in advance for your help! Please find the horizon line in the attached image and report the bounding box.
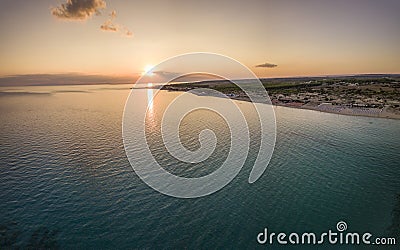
[0,72,399,87]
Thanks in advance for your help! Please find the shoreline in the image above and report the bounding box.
[162,75,400,120]
[230,96,400,120]
[279,101,400,120]
[166,89,400,120]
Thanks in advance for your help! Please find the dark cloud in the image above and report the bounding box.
[255,62,278,68]
[51,0,106,20]
[152,70,180,77]
[141,71,222,83]
[100,10,133,37]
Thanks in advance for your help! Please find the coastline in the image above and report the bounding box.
[227,95,400,120]
[277,101,400,120]
[168,90,400,120]
[234,96,400,120]
[161,75,400,120]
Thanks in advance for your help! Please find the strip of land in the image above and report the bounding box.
[162,74,400,119]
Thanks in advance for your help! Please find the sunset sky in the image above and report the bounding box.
[0,0,399,83]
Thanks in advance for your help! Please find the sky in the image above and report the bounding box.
[0,0,399,84]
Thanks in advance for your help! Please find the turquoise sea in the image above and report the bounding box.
[0,84,399,249]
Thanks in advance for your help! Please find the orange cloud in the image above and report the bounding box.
[51,0,106,21]
[100,10,133,37]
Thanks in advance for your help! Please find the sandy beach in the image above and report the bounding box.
[180,91,400,120]
[163,75,400,120]
[230,96,400,120]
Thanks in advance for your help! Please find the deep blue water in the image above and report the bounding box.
[0,85,399,249]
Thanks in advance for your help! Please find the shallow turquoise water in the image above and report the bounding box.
[0,85,399,249]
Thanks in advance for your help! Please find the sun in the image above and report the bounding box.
[143,64,154,76]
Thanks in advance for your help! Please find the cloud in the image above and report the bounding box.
[100,20,117,32]
[255,62,278,68]
[51,0,106,20]
[100,10,133,37]
[152,70,180,77]
[51,1,133,37]
[125,30,133,37]
[138,71,222,83]
[110,10,116,18]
